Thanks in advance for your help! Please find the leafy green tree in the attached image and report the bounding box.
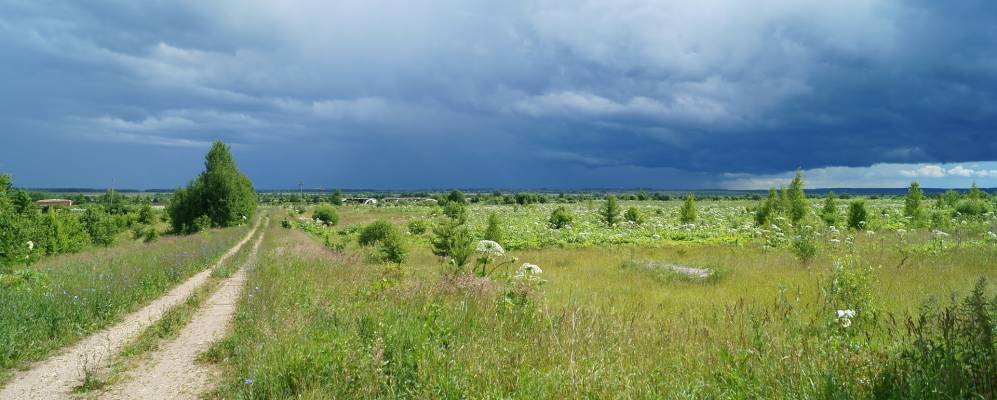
[446,189,467,205]
[484,212,503,243]
[167,141,256,233]
[847,200,868,230]
[312,204,339,226]
[548,206,574,229]
[903,182,926,227]
[601,195,621,226]
[624,207,644,224]
[755,188,779,226]
[787,170,808,224]
[820,191,839,226]
[680,195,697,224]
[431,220,475,270]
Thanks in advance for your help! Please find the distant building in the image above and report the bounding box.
[344,198,378,205]
[36,199,73,208]
[381,197,438,204]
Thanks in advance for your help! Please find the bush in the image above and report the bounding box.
[791,224,819,264]
[167,141,256,234]
[680,195,697,224]
[376,230,407,265]
[81,208,119,247]
[407,220,428,235]
[873,278,996,398]
[312,204,339,226]
[484,213,503,243]
[601,196,620,226]
[821,192,839,226]
[442,201,467,224]
[358,220,395,247]
[903,182,926,227]
[193,215,213,232]
[847,200,868,230]
[137,204,156,225]
[548,206,573,229]
[786,170,808,224]
[430,220,475,270]
[624,207,644,224]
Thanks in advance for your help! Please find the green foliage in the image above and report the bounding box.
[821,192,839,226]
[407,220,428,235]
[847,200,868,230]
[358,220,395,247]
[791,224,820,264]
[39,210,91,255]
[376,229,407,265]
[167,141,256,234]
[446,189,466,205]
[548,206,574,229]
[312,204,339,226]
[81,208,119,247]
[601,195,620,226]
[825,257,876,329]
[755,188,779,226]
[903,182,927,227]
[137,204,156,225]
[680,195,697,224]
[442,201,467,224]
[787,170,808,224]
[624,207,644,224]
[484,212,503,243]
[873,278,996,398]
[430,220,475,270]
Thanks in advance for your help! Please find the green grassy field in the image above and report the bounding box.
[207,202,996,398]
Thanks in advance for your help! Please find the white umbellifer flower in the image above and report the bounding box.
[865,230,875,235]
[517,263,542,276]
[475,240,505,257]
[836,309,856,328]
[896,228,907,235]
[26,241,34,251]
[932,229,950,237]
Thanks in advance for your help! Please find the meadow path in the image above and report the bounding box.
[0,218,262,400]
[102,218,268,399]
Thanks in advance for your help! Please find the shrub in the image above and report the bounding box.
[442,201,467,224]
[193,215,213,232]
[446,189,466,205]
[791,224,819,264]
[143,226,160,243]
[312,204,339,226]
[484,213,503,243]
[601,196,620,226]
[137,204,156,225]
[358,220,395,247]
[755,188,779,226]
[407,220,428,235]
[821,191,839,226]
[787,170,808,224]
[167,141,256,234]
[847,200,868,230]
[430,220,475,271]
[680,195,697,224]
[873,278,996,398]
[548,206,573,229]
[903,182,927,227]
[624,207,644,224]
[376,230,407,265]
[81,208,119,247]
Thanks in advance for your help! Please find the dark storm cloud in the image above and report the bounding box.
[1,0,995,188]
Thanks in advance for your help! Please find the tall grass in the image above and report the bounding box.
[0,223,252,381]
[210,206,995,399]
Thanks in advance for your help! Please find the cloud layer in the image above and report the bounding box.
[1,1,996,188]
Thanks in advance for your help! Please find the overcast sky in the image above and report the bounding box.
[1,1,995,189]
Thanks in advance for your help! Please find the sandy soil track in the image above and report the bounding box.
[102,219,267,399]
[0,219,262,400]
